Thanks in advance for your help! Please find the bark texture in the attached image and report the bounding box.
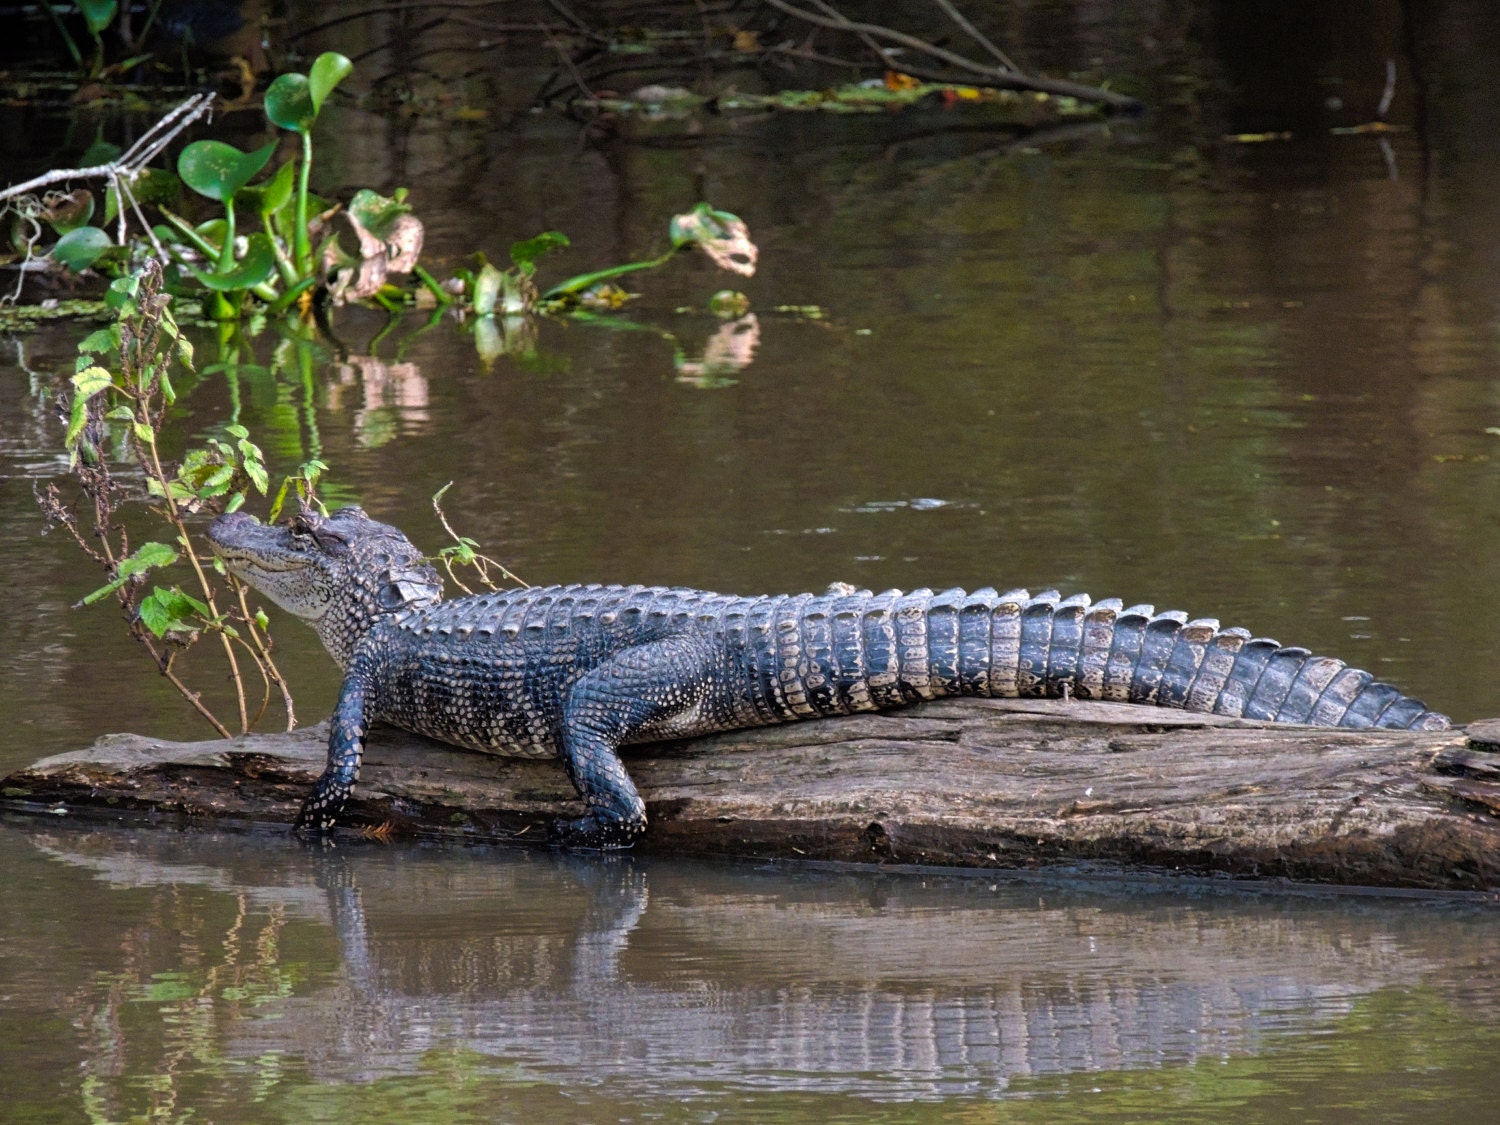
[4,698,1499,892]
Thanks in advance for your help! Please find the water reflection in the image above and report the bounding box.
[326,355,431,448]
[11,821,1499,1109]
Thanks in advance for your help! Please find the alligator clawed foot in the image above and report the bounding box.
[549,811,644,851]
[292,802,341,836]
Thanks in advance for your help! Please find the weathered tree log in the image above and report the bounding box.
[4,698,1500,892]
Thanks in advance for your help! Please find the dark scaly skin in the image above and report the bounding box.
[207,507,1451,849]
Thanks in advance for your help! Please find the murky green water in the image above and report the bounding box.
[4,1,1500,1119]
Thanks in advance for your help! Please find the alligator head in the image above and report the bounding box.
[206,506,443,667]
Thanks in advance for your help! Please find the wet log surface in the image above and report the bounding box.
[5,698,1500,893]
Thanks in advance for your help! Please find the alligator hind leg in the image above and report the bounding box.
[552,638,713,849]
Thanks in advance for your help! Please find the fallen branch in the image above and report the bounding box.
[5,698,1497,893]
[760,0,1142,111]
[0,92,216,261]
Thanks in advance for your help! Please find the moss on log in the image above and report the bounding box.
[4,698,1499,892]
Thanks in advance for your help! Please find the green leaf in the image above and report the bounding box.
[309,52,353,116]
[225,492,246,514]
[245,464,269,494]
[66,397,90,451]
[132,421,154,445]
[265,72,315,133]
[78,137,122,167]
[173,331,194,371]
[71,365,114,398]
[199,464,237,494]
[268,478,291,523]
[509,231,570,269]
[224,423,249,439]
[78,0,117,35]
[177,140,276,203]
[52,227,112,273]
[138,587,210,637]
[76,325,118,357]
[254,608,269,631]
[186,232,276,292]
[79,542,178,606]
[242,158,296,218]
[105,274,139,311]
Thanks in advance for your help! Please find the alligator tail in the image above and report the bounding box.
[780,587,1450,731]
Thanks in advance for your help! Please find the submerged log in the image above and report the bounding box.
[4,698,1499,892]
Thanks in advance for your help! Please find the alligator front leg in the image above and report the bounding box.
[295,666,375,834]
[551,638,712,849]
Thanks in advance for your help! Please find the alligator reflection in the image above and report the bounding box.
[22,824,1499,1099]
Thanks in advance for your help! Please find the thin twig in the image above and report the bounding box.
[930,0,1019,73]
[759,0,1140,110]
[235,579,297,731]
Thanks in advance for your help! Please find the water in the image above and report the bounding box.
[3,0,1500,1119]
[4,821,1498,1122]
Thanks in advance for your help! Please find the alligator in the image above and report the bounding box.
[206,505,1451,849]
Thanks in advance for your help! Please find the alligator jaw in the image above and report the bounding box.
[205,510,334,625]
[207,514,311,575]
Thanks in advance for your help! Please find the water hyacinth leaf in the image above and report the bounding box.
[187,233,276,291]
[178,140,276,202]
[242,159,296,219]
[669,203,758,275]
[346,188,424,272]
[51,226,112,272]
[308,52,353,116]
[78,137,121,167]
[265,72,315,133]
[509,231,569,270]
[472,259,504,316]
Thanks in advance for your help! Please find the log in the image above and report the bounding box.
[4,698,1500,893]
